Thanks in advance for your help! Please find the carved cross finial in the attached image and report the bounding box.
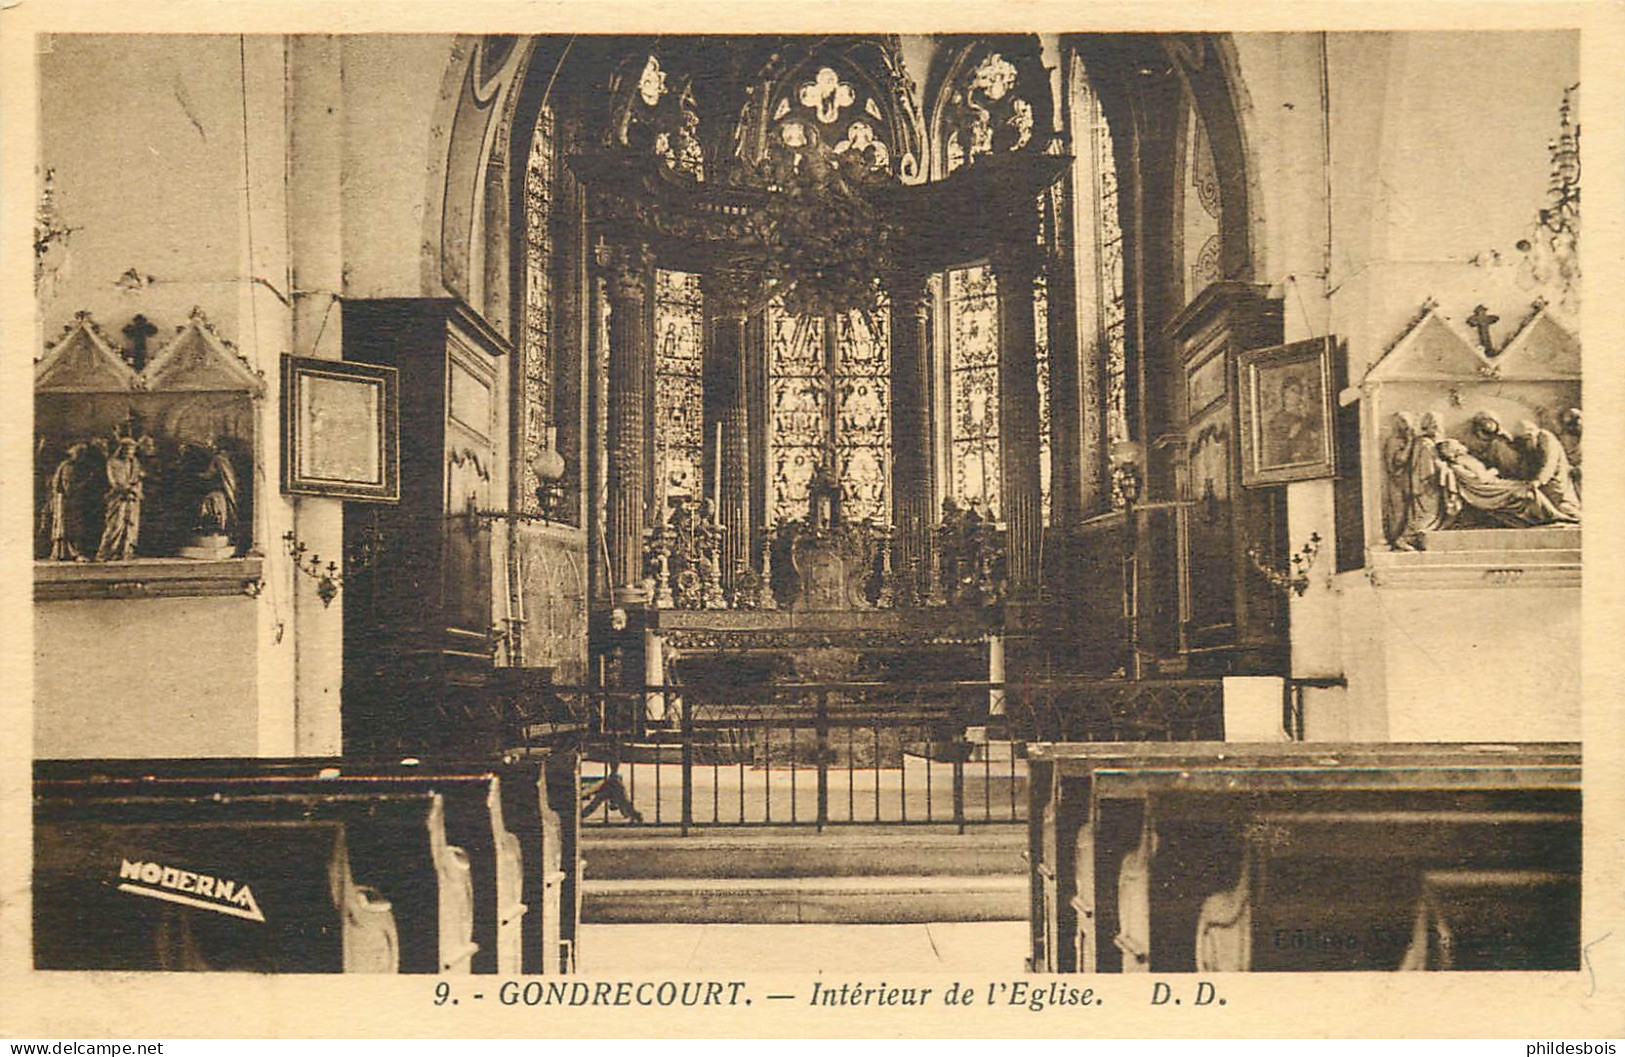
[123,314,158,371]
[1466,304,1499,355]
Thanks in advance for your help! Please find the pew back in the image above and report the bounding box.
[1026,742,1581,973]
[35,788,466,972]
[35,755,580,975]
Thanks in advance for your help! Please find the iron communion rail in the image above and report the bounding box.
[508,677,1231,834]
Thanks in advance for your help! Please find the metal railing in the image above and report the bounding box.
[509,677,1224,834]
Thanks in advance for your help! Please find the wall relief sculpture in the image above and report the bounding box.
[34,309,262,562]
[1360,303,1579,553]
[1382,409,1580,549]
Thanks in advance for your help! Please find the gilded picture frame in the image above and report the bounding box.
[1238,336,1337,487]
[280,355,400,502]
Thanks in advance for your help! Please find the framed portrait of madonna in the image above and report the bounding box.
[280,355,401,501]
[1238,336,1337,487]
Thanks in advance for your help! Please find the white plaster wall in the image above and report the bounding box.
[38,35,249,341]
[1228,30,1581,742]
[340,35,463,300]
[33,34,361,758]
[1332,573,1392,742]
[36,597,259,758]
[36,37,281,758]
[1365,582,1578,742]
[1325,31,1579,381]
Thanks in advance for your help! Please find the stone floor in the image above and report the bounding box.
[578,921,1030,973]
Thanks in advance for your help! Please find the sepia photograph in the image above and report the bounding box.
[4,2,1623,1041]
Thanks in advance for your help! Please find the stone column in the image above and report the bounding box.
[991,241,1044,597]
[587,276,611,604]
[1044,181,1085,527]
[888,272,935,599]
[701,270,752,595]
[283,36,341,756]
[599,240,654,600]
[643,627,667,721]
[987,632,1007,716]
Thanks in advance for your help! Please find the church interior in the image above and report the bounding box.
[30,30,1583,976]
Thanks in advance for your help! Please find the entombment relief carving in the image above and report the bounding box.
[1383,407,1580,549]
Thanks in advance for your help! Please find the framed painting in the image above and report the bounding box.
[1238,336,1336,487]
[280,355,400,501]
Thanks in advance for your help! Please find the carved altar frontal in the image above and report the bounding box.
[642,606,999,687]
[647,606,998,653]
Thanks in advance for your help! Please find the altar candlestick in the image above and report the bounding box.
[712,422,723,506]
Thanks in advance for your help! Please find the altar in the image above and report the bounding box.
[595,449,1021,715]
[616,501,1008,718]
[641,606,1001,690]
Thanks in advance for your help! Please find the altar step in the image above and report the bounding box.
[582,875,1027,924]
[581,825,1028,925]
[608,738,1027,771]
[1417,526,1581,552]
[584,825,1024,878]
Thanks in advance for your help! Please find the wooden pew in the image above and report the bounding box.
[35,754,580,974]
[34,788,463,973]
[37,764,487,973]
[1025,742,1580,973]
[500,748,581,974]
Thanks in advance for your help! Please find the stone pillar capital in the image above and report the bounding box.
[884,271,933,319]
[700,264,758,322]
[597,240,654,304]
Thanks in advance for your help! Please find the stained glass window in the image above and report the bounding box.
[769,61,912,179]
[946,51,1033,175]
[1034,192,1056,526]
[767,303,892,526]
[834,307,890,524]
[630,55,705,182]
[653,269,705,504]
[767,306,828,526]
[1093,92,1128,453]
[520,104,555,518]
[946,264,1001,516]
[1071,60,1128,511]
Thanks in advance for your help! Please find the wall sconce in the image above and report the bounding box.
[1109,439,1144,506]
[531,426,568,519]
[283,519,385,608]
[1248,532,1323,598]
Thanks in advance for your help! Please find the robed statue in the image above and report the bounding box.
[95,432,153,561]
[195,439,239,536]
[42,442,97,560]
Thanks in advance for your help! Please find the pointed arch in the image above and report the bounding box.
[925,35,1053,182]
[742,38,925,182]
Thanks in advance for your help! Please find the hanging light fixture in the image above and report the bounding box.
[736,120,897,327]
[531,426,567,518]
